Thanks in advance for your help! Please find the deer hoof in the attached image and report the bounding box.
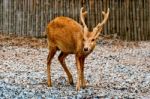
[47,82,52,87]
[76,85,81,91]
[81,80,86,88]
[70,81,74,86]
[69,79,74,86]
[76,81,81,91]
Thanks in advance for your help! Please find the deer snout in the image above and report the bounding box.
[83,47,89,52]
[83,42,91,52]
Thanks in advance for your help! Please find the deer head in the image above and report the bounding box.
[80,7,110,53]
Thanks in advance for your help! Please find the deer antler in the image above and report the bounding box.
[92,8,110,38]
[80,7,88,33]
[96,8,110,29]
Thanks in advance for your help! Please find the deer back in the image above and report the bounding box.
[46,16,84,54]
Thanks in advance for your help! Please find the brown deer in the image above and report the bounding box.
[46,7,109,90]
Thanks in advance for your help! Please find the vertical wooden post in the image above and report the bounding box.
[133,0,137,41]
[89,0,94,30]
[126,0,130,41]
[148,0,150,40]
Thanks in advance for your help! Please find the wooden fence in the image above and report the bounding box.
[0,0,150,41]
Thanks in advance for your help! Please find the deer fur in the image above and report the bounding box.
[46,7,109,90]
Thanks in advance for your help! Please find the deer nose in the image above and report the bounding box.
[83,48,88,51]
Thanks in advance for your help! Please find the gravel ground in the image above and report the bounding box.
[0,35,150,99]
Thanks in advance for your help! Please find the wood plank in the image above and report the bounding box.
[0,0,3,34]
[0,0,2,33]
[11,0,14,34]
[120,0,125,40]
[148,0,150,40]
[139,0,142,41]
[133,0,137,41]
[22,0,25,36]
[116,0,119,37]
[89,0,94,30]
[144,0,148,40]
[13,0,16,35]
[16,0,19,35]
[126,0,130,41]
[108,0,111,36]
[129,0,133,41]
[7,1,11,35]
[77,0,81,22]
[106,0,109,35]
[103,0,106,35]
[112,0,115,36]
[118,0,121,39]
[141,0,144,40]
[20,0,23,36]
[28,0,33,36]
[137,0,141,41]
[3,0,8,34]
[26,0,30,36]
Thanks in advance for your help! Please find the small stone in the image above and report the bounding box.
[4,78,9,83]
[26,85,30,88]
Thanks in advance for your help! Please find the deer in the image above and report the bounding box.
[46,7,109,90]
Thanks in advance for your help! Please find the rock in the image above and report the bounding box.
[4,78,9,83]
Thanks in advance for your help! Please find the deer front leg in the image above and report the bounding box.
[76,55,86,90]
[80,57,86,88]
[47,47,57,87]
[58,52,73,85]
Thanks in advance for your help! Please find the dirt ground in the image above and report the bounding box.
[0,34,150,98]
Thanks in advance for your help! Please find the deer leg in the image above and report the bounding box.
[80,57,86,88]
[58,52,73,85]
[76,55,86,90]
[47,47,57,87]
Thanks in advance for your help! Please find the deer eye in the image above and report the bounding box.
[91,39,95,41]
